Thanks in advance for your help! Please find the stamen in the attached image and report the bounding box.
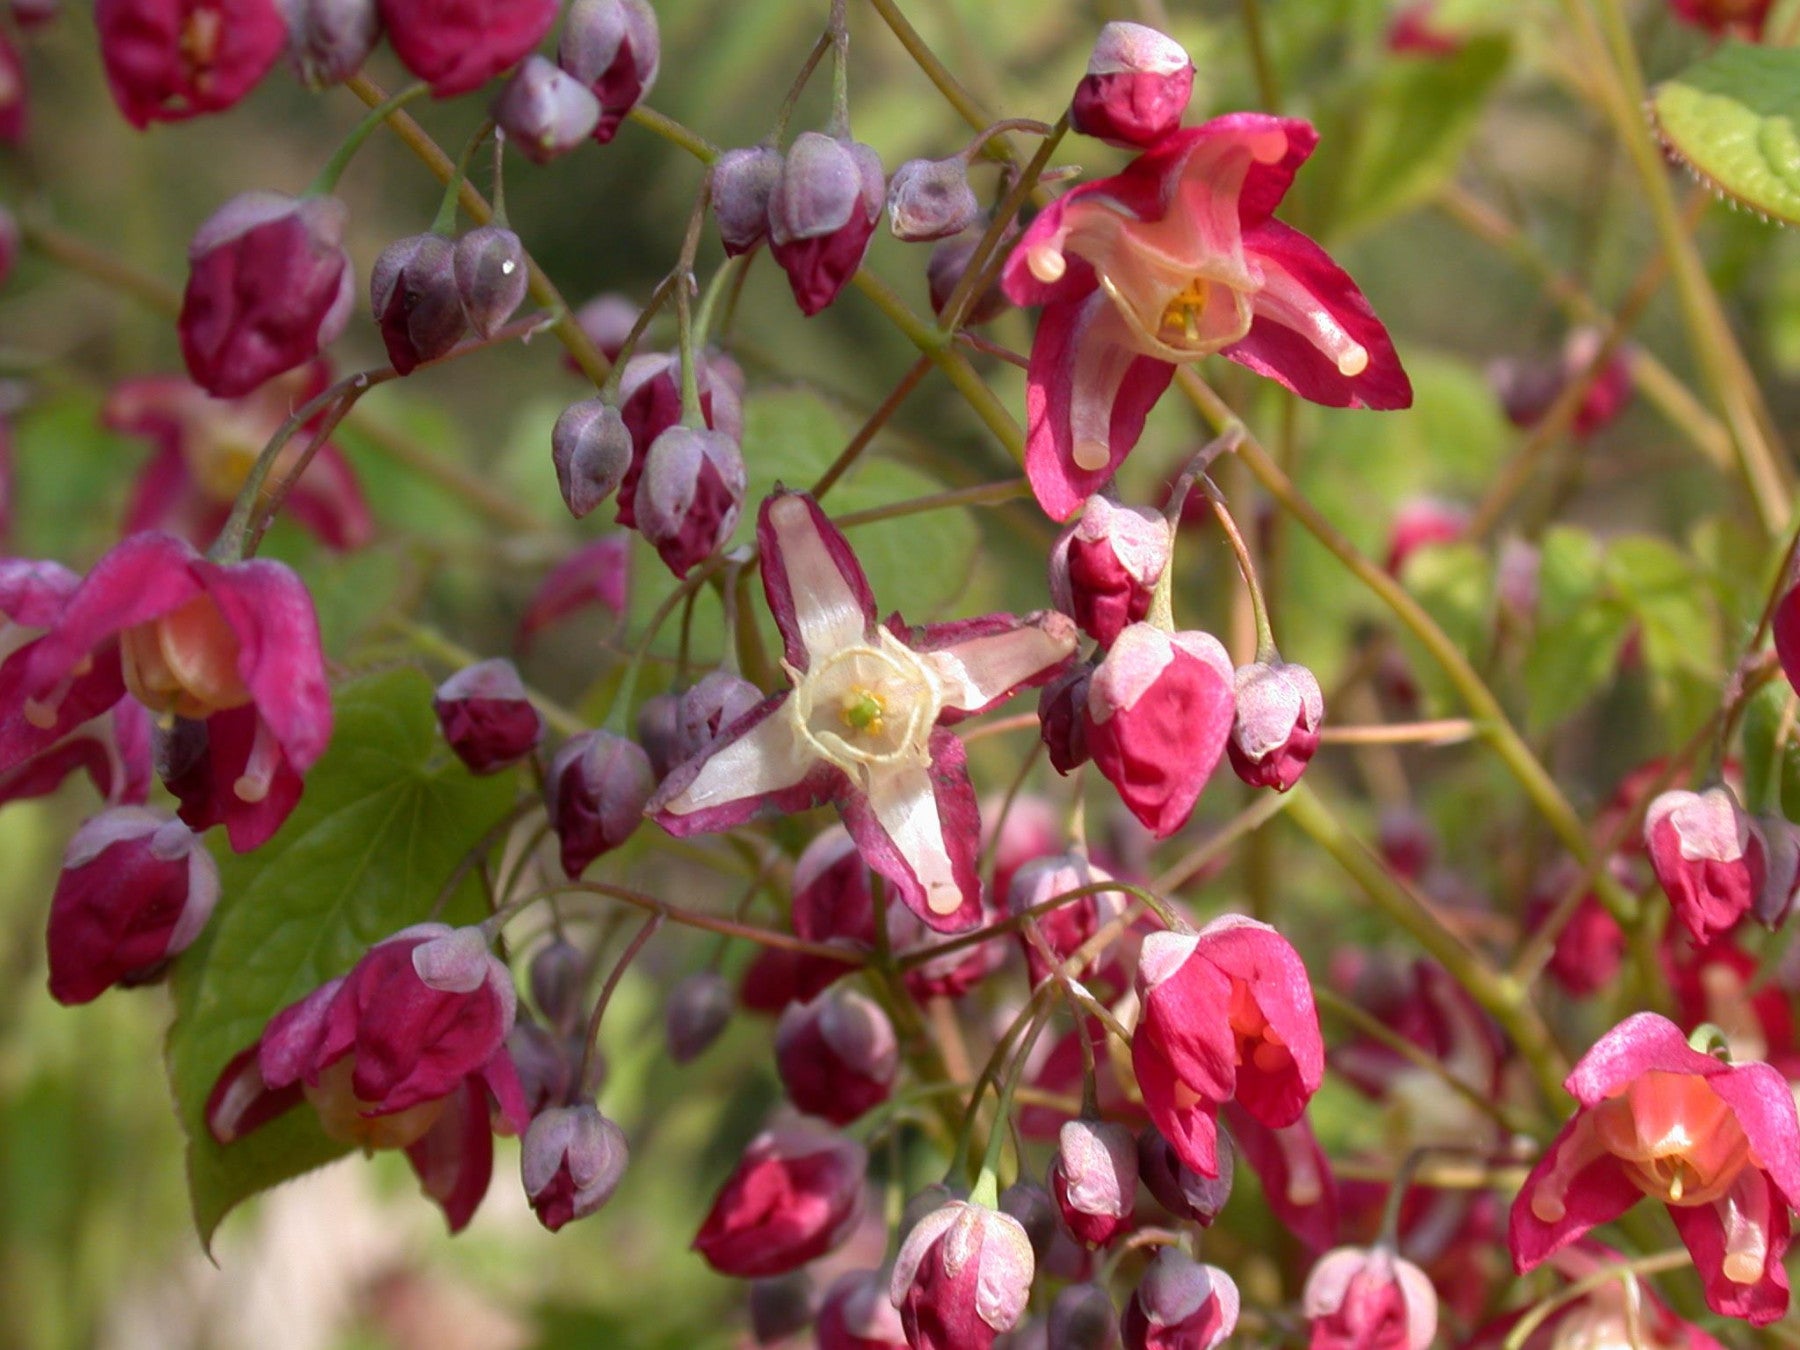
[233,717,281,804]
[1336,345,1370,377]
[1072,439,1111,472]
[24,672,77,730]
[1028,245,1067,284]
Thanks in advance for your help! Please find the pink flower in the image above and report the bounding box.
[1645,787,1764,944]
[1226,1105,1340,1253]
[1049,1118,1140,1248]
[1069,22,1195,150]
[1132,917,1325,1178]
[1048,495,1173,647]
[891,1200,1037,1350]
[650,491,1077,932]
[1510,1012,1800,1324]
[518,534,630,647]
[1384,496,1468,575]
[95,0,287,128]
[205,924,530,1232]
[1122,1248,1239,1350]
[432,658,543,774]
[1473,1243,1727,1350]
[378,0,556,97]
[692,1123,867,1277]
[103,362,373,551]
[817,1269,909,1350]
[774,987,898,1126]
[1302,1245,1438,1350]
[1227,658,1323,792]
[1001,115,1411,520]
[0,533,332,850]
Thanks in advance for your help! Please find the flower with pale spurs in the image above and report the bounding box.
[649,491,1077,932]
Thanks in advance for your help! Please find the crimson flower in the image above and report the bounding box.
[692,1123,867,1277]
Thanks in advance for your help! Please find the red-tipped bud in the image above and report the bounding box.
[1754,813,1800,928]
[1227,659,1324,792]
[558,0,659,144]
[495,56,601,163]
[775,987,898,1125]
[1069,22,1195,149]
[282,0,379,88]
[891,1200,1037,1350]
[887,156,981,243]
[371,231,466,374]
[378,0,556,98]
[1049,496,1173,647]
[614,350,745,525]
[521,1102,628,1231]
[769,132,885,317]
[1049,1119,1139,1248]
[693,1124,868,1277]
[751,1273,816,1346]
[817,1269,909,1350]
[572,292,641,364]
[1000,1180,1062,1263]
[1302,1246,1438,1350]
[712,145,784,256]
[1384,497,1468,575]
[552,397,633,518]
[549,730,654,878]
[671,670,763,765]
[529,937,586,1032]
[1049,1284,1122,1350]
[433,658,544,774]
[665,969,733,1062]
[1670,0,1772,40]
[1038,663,1093,774]
[46,807,220,1004]
[1137,1126,1234,1225]
[180,191,355,398]
[927,229,1014,326]
[1645,786,1765,943]
[96,0,287,128]
[636,424,746,579]
[1122,1250,1239,1350]
[1007,851,1127,985]
[453,224,528,339]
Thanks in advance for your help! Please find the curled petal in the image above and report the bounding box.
[840,729,982,933]
[758,491,877,669]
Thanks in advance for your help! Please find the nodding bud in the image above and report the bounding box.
[494,56,601,163]
[281,0,381,88]
[548,730,655,878]
[1138,1126,1234,1226]
[891,1200,1037,1349]
[572,292,642,364]
[529,938,587,1033]
[887,156,981,243]
[521,1102,629,1231]
[928,229,1015,327]
[558,0,660,144]
[1049,1284,1122,1350]
[665,969,733,1062]
[1007,851,1127,986]
[751,1272,816,1346]
[552,397,634,518]
[1038,662,1094,774]
[711,145,785,256]
[635,692,683,779]
[775,987,899,1125]
[433,658,544,774]
[453,225,528,339]
[1049,495,1174,648]
[1000,1180,1062,1263]
[673,670,763,765]
[95,0,286,127]
[1227,659,1325,793]
[1302,1246,1438,1350]
[818,1269,908,1350]
[1645,786,1765,944]
[369,231,467,375]
[1050,1118,1139,1248]
[636,425,747,579]
[1069,22,1195,149]
[1123,1250,1239,1350]
[1754,813,1800,928]
[769,132,886,317]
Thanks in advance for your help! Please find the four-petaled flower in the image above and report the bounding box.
[1001,113,1412,520]
[649,491,1077,932]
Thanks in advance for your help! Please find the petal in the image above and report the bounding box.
[284,444,376,552]
[916,610,1078,718]
[1507,1112,1642,1272]
[651,693,837,834]
[1223,1103,1339,1253]
[758,492,876,669]
[0,557,80,626]
[20,534,203,692]
[1668,1171,1791,1325]
[120,446,209,541]
[204,1042,304,1144]
[839,729,982,933]
[1709,1061,1800,1209]
[0,638,127,771]
[1566,1013,1724,1106]
[1133,1029,1223,1177]
[405,1078,494,1234]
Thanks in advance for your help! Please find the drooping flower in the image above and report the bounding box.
[1302,1245,1438,1350]
[1001,115,1411,520]
[95,0,288,128]
[1645,787,1764,944]
[692,1123,867,1277]
[1510,1012,1800,1324]
[774,987,898,1126]
[891,1199,1037,1350]
[1471,1243,1727,1350]
[1122,1248,1239,1350]
[650,491,1077,932]
[378,0,556,97]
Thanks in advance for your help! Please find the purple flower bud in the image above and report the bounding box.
[1038,662,1093,774]
[1755,813,1800,928]
[818,1269,908,1350]
[891,1200,1036,1349]
[1000,1180,1061,1263]
[1227,659,1324,792]
[370,231,466,375]
[495,56,601,164]
[1122,1250,1239,1350]
[635,691,683,779]
[552,396,634,518]
[572,292,641,364]
[1048,1284,1121,1350]
[614,350,746,526]
[887,156,981,243]
[751,1272,817,1346]
[1049,1119,1138,1248]
[1007,852,1126,985]
[1069,22,1195,150]
[46,806,220,1004]
[453,224,528,339]
[558,0,660,143]
[712,145,784,256]
[530,938,587,1031]
[673,670,763,764]
[928,229,1013,326]
[665,969,733,1062]
[509,1017,587,1115]
[1049,496,1173,648]
[776,987,899,1125]
[769,132,885,317]
[636,424,746,579]
[281,0,381,88]
[521,1102,629,1230]
[549,730,655,878]
[1137,1125,1233,1226]
[433,658,544,774]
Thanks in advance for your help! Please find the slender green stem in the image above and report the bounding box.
[387,616,588,736]
[18,218,181,315]
[432,119,494,235]
[831,477,1029,528]
[1238,0,1283,111]
[311,82,430,195]
[812,356,933,500]
[1501,1249,1690,1350]
[577,914,663,1093]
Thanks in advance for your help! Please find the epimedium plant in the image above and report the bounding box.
[9,0,1800,1345]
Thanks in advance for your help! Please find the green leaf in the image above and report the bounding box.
[1523,528,1632,734]
[1398,541,1491,712]
[1652,41,1800,224]
[1604,535,1721,733]
[165,668,517,1247]
[1742,681,1800,817]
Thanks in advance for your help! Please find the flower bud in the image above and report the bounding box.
[1000,1180,1061,1263]
[1048,1284,1121,1350]
[1137,1126,1233,1225]
[379,0,556,98]
[751,1272,816,1346]
[46,807,220,1004]
[410,924,496,994]
[370,232,466,374]
[530,938,587,1031]
[1670,0,1772,41]
[673,670,763,765]
[521,1102,629,1231]
[635,691,683,779]
[508,1016,587,1115]
[1754,813,1800,928]
[558,0,660,144]
[614,350,745,526]
[1646,787,1765,943]
[693,1124,868,1277]
[552,397,634,518]
[775,987,898,1125]
[769,132,885,316]
[433,658,544,774]
[1038,663,1093,774]
[96,0,287,127]
[636,424,747,579]
[817,1269,908,1350]
[666,969,733,1062]
[520,535,631,647]
[1302,1246,1438,1350]
[1122,1250,1239,1350]
[1008,852,1126,985]
[495,56,601,163]
[1050,1119,1138,1248]
[281,0,380,88]
[1086,625,1236,838]
[887,156,981,243]
[1069,22,1195,150]
[1490,328,1633,440]
[712,145,784,256]
[10,0,57,29]
[180,191,355,398]
[0,34,23,146]
[928,229,1013,326]
[891,1200,1036,1350]
[572,292,641,364]
[1387,2,1464,56]
[549,730,655,878]
[1384,496,1468,575]
[1227,659,1324,792]
[1049,496,1173,648]
[453,224,528,339]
